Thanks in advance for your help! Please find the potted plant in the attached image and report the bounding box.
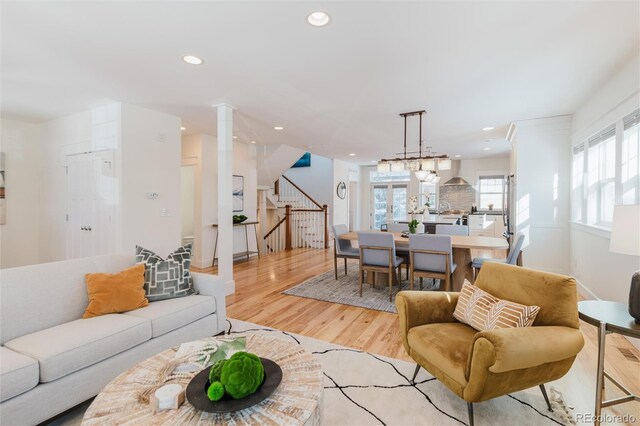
[408,219,420,234]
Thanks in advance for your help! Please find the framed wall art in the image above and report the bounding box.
[233,175,244,212]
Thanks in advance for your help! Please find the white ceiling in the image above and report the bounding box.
[2,1,639,164]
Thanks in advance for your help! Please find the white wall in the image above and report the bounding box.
[0,119,42,268]
[232,141,258,258]
[180,165,195,237]
[181,133,216,268]
[332,159,360,228]
[256,144,306,187]
[118,103,182,257]
[39,109,95,263]
[460,158,510,188]
[510,115,572,274]
[2,103,183,267]
[569,52,640,303]
[284,154,334,209]
[181,134,258,268]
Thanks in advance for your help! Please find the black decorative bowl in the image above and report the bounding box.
[186,358,282,413]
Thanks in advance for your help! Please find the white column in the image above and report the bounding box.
[216,104,235,294]
[258,189,267,254]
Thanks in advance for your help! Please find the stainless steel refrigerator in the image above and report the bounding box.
[502,174,516,245]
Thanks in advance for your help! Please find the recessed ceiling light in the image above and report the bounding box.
[251,140,256,144]
[180,126,186,131]
[274,126,284,130]
[455,154,461,158]
[182,55,204,65]
[482,127,494,131]
[233,135,238,139]
[484,147,491,151]
[306,11,331,27]
[349,153,356,156]
[370,160,377,163]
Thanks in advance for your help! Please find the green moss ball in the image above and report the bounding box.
[207,381,225,401]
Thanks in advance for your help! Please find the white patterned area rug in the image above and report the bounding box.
[228,319,576,426]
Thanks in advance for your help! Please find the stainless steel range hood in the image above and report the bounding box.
[443,160,470,186]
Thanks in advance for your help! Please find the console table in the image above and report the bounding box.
[578,300,640,425]
[212,222,260,266]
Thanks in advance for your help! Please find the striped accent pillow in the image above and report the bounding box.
[453,283,540,331]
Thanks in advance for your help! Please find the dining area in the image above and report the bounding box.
[333,223,524,302]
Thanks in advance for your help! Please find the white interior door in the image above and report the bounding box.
[348,181,358,231]
[67,152,115,259]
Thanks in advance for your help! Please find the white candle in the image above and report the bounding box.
[154,384,183,410]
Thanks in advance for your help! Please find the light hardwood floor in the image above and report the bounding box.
[195,248,640,424]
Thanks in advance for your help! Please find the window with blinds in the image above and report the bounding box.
[571,144,585,222]
[587,126,615,226]
[622,111,640,204]
[478,175,504,210]
[419,181,437,210]
[571,108,640,229]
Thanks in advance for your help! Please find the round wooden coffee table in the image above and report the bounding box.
[82,334,324,425]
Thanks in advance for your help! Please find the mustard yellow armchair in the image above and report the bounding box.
[396,262,584,425]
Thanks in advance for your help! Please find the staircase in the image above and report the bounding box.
[264,176,328,253]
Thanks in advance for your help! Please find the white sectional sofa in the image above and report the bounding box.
[0,253,226,425]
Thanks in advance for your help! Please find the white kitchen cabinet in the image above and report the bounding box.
[468,214,495,236]
[469,214,506,237]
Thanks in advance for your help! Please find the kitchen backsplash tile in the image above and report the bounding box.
[439,185,476,211]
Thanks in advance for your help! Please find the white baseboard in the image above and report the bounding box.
[576,279,600,301]
[225,279,235,296]
[191,259,206,269]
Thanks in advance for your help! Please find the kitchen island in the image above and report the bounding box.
[398,214,464,233]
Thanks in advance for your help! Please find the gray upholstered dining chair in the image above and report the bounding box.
[387,222,409,233]
[387,222,410,278]
[331,224,359,280]
[357,232,406,302]
[408,234,457,292]
[435,224,469,236]
[471,232,525,280]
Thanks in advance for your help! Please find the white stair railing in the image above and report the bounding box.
[263,176,328,253]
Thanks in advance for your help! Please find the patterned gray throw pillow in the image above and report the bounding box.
[135,244,196,302]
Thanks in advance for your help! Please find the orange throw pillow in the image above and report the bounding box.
[83,264,149,319]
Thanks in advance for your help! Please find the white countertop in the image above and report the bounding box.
[403,214,461,223]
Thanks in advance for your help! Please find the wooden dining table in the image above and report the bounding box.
[339,231,509,291]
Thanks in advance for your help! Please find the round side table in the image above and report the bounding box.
[578,300,640,425]
[82,333,324,425]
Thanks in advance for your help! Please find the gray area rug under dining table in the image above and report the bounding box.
[282,260,441,313]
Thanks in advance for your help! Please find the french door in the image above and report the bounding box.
[371,183,408,229]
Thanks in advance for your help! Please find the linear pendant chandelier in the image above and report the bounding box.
[377,110,451,182]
